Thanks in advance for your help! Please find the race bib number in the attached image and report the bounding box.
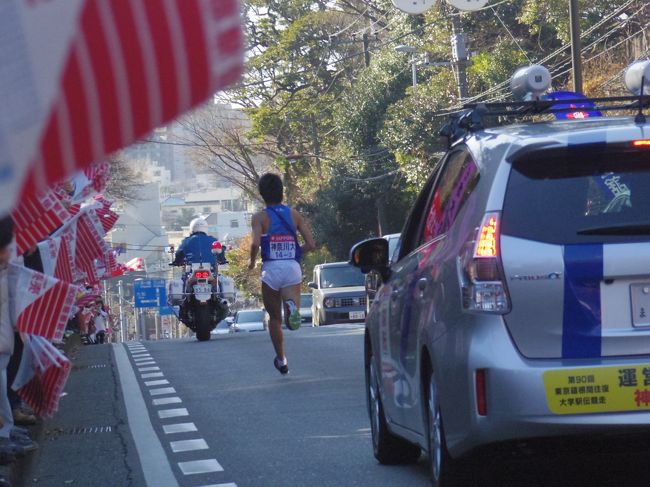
[269,234,296,260]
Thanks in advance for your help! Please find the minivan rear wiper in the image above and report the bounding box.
[577,224,650,235]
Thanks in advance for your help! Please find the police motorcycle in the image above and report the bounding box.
[168,241,229,341]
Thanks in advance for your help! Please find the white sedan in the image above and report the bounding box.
[230,309,266,332]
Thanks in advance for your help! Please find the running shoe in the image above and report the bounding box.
[285,300,301,331]
[274,357,289,375]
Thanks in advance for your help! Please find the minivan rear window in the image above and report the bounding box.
[502,148,650,244]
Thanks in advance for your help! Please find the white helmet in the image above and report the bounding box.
[189,217,208,234]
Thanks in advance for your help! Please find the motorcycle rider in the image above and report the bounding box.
[172,217,227,323]
[173,217,226,267]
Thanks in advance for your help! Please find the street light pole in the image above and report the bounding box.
[569,0,583,93]
[411,57,418,89]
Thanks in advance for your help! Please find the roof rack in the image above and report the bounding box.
[439,62,650,148]
[439,94,650,148]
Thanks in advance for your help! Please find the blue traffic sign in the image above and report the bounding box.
[134,279,167,308]
[159,306,175,316]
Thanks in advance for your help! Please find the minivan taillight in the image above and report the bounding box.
[458,212,510,314]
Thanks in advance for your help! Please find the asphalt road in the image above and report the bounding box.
[20,324,650,487]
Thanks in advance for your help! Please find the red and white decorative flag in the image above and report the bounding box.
[125,257,145,272]
[52,207,110,284]
[93,196,119,233]
[9,264,79,342]
[75,211,110,284]
[12,191,71,255]
[37,235,75,284]
[12,335,72,418]
[1,0,244,215]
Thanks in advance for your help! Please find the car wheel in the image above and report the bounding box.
[367,352,421,464]
[426,373,455,486]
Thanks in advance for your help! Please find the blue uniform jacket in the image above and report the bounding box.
[174,232,226,266]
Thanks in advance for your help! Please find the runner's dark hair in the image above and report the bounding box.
[0,216,14,249]
[258,173,284,205]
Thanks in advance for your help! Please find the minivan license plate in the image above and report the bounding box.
[349,311,365,320]
[630,283,650,327]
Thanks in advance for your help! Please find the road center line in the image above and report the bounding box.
[113,344,179,487]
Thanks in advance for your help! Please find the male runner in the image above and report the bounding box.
[249,174,315,374]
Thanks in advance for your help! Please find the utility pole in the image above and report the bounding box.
[450,14,469,100]
[133,306,138,341]
[569,0,583,93]
[118,280,125,342]
[362,32,371,67]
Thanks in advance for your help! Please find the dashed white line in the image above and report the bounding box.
[134,357,153,361]
[137,361,156,366]
[153,397,182,406]
[170,438,209,453]
[158,408,189,419]
[145,379,170,387]
[163,423,197,434]
[133,355,152,359]
[141,372,164,379]
[178,459,224,475]
[150,387,176,396]
[113,345,178,486]
[138,366,160,372]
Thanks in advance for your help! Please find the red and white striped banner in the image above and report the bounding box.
[10,264,79,342]
[1,0,244,215]
[12,335,72,418]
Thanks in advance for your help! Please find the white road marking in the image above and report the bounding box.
[170,438,209,453]
[145,379,170,387]
[134,356,153,361]
[141,372,164,379]
[113,345,178,487]
[138,366,160,372]
[137,361,156,366]
[150,387,176,396]
[178,459,224,475]
[199,484,238,487]
[153,397,182,406]
[158,408,189,419]
[133,354,152,359]
[163,423,197,434]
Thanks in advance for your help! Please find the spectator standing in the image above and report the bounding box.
[93,300,108,344]
[0,217,37,471]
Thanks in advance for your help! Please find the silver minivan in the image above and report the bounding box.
[352,108,650,484]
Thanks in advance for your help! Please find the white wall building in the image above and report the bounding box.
[109,183,170,275]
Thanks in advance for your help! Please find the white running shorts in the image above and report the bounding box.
[261,260,302,291]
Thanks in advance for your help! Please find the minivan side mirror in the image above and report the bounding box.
[307,281,317,289]
[349,238,390,280]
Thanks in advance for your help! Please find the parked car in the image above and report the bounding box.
[309,262,366,326]
[299,293,313,324]
[211,319,231,335]
[231,309,266,332]
[351,67,650,486]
